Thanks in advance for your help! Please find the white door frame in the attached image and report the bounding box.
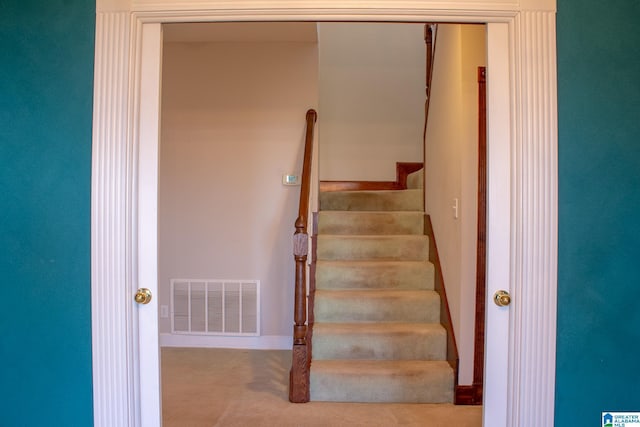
[92,1,557,426]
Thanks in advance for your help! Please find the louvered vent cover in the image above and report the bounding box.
[171,279,260,336]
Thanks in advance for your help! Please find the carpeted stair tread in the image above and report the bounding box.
[315,260,435,290]
[317,235,429,261]
[406,168,424,189]
[320,189,423,211]
[310,359,454,403]
[312,322,447,360]
[318,211,424,235]
[314,289,440,323]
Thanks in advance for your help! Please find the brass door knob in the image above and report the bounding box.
[494,290,511,307]
[134,288,152,305]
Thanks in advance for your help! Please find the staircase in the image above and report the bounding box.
[309,170,454,403]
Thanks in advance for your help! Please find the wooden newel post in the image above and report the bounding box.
[289,109,316,403]
[292,223,308,345]
[290,220,310,402]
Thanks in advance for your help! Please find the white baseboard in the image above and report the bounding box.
[160,333,291,350]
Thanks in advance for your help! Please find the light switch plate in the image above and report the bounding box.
[283,174,300,186]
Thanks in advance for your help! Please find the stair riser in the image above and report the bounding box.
[315,261,434,290]
[317,236,429,261]
[318,211,424,235]
[320,189,424,211]
[312,329,446,360]
[310,362,454,403]
[314,292,440,323]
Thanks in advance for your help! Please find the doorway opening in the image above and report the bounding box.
[158,20,485,424]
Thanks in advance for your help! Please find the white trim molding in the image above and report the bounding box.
[98,0,556,13]
[91,2,558,426]
[128,0,557,14]
[508,10,558,426]
[92,11,137,427]
[160,334,292,350]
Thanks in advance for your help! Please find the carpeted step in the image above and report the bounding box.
[310,359,454,403]
[315,260,435,290]
[312,322,446,361]
[406,168,424,189]
[317,235,429,261]
[318,211,424,235]
[314,289,440,323]
[320,189,423,211]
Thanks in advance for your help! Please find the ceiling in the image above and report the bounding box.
[163,22,318,43]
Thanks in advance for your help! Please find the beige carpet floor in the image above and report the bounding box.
[161,348,482,427]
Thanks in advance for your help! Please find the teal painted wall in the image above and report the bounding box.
[556,1,640,425]
[0,0,95,425]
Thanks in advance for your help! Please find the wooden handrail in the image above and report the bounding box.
[289,108,317,403]
[423,23,438,146]
[293,109,317,345]
[294,109,317,249]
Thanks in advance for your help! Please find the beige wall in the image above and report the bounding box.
[159,38,318,339]
[318,23,425,181]
[425,24,486,385]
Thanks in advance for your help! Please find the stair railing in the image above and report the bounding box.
[289,108,317,403]
[423,23,438,147]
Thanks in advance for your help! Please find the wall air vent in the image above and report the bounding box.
[171,279,260,336]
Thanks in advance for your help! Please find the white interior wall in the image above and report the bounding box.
[460,24,487,385]
[318,23,425,181]
[159,36,318,343]
[425,24,486,385]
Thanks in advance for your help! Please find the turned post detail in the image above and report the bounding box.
[292,227,308,345]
